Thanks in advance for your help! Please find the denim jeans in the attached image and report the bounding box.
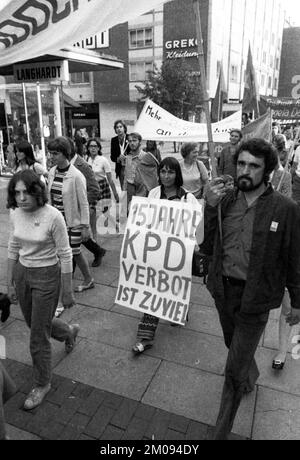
[214,279,269,440]
[14,262,72,387]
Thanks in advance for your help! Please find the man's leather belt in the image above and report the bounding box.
[223,276,246,287]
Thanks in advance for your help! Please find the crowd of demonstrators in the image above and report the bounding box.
[217,129,243,181]
[201,138,300,440]
[47,137,94,298]
[4,119,300,440]
[179,142,209,199]
[7,170,80,411]
[110,120,130,190]
[86,138,119,232]
[132,157,201,354]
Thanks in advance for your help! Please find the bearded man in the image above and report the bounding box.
[201,138,300,440]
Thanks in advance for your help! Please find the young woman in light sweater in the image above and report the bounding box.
[7,170,80,410]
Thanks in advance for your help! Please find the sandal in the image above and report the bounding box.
[132,340,153,355]
[74,279,95,293]
[272,359,285,370]
[54,302,64,318]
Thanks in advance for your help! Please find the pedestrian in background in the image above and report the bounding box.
[13,140,47,183]
[110,120,129,190]
[69,138,106,268]
[47,137,94,294]
[217,130,243,181]
[179,142,209,199]
[87,138,119,234]
[7,170,79,410]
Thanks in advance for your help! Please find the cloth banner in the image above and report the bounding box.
[0,0,168,67]
[115,196,203,325]
[242,110,272,142]
[134,100,242,142]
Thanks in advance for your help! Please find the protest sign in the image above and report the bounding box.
[134,100,242,143]
[242,110,272,141]
[116,197,203,325]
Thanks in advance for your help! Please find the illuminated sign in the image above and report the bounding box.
[14,60,69,83]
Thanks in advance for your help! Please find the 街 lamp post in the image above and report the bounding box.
[193,0,217,178]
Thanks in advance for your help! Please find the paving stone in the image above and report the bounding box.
[73,284,116,311]
[110,398,138,429]
[102,392,124,409]
[165,429,185,440]
[84,405,116,439]
[72,383,94,400]
[6,424,41,441]
[122,416,149,440]
[55,396,83,424]
[252,386,300,440]
[39,421,66,440]
[78,433,97,440]
[185,420,209,440]
[54,339,161,401]
[58,414,90,440]
[134,403,156,422]
[46,379,78,405]
[100,424,125,440]
[144,409,171,440]
[168,413,190,433]
[142,361,256,439]
[69,308,138,349]
[78,388,106,416]
[149,325,227,375]
[256,347,300,397]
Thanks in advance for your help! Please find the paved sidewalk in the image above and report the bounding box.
[1,176,300,441]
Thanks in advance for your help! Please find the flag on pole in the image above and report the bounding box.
[242,44,260,119]
[211,65,227,122]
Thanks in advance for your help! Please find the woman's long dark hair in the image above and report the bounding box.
[15,141,35,169]
[7,170,48,209]
[158,157,183,188]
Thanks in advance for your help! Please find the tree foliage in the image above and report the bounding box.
[135,60,204,120]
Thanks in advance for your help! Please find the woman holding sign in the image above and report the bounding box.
[132,157,200,354]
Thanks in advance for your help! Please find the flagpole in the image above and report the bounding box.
[193,0,217,178]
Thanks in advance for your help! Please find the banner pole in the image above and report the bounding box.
[193,0,217,178]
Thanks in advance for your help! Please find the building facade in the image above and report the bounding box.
[66,0,287,139]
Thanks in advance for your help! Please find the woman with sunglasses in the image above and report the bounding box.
[86,139,119,239]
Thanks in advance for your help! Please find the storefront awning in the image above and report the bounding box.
[63,92,82,108]
[0,47,124,77]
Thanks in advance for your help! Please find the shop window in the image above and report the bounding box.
[70,72,90,85]
[129,62,153,81]
[268,76,272,89]
[129,28,153,48]
[230,65,238,82]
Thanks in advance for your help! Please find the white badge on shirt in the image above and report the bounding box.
[270,221,279,232]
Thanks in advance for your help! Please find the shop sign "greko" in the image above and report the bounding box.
[13,60,69,83]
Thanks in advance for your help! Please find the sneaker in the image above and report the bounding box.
[65,324,80,353]
[92,248,106,267]
[23,383,51,411]
[54,302,64,318]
